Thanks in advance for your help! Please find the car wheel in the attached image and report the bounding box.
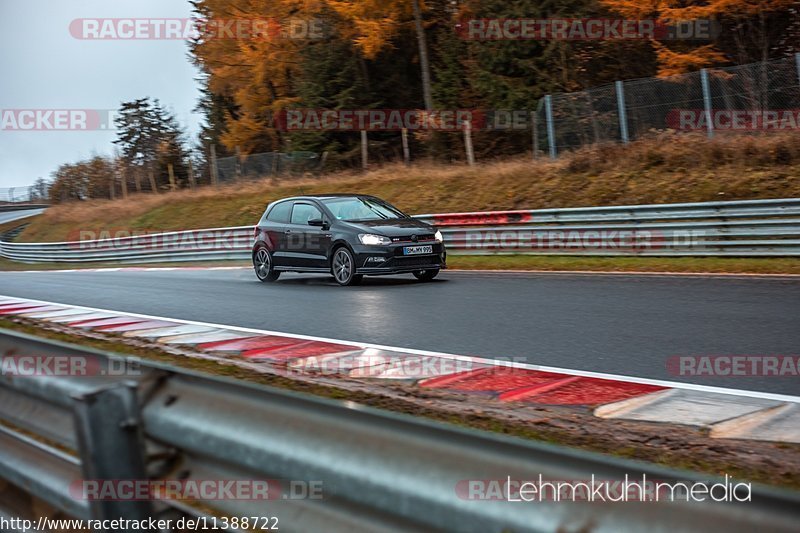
[331,247,362,286]
[253,247,280,282]
[413,269,439,282]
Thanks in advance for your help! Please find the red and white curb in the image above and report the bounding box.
[1,294,798,444]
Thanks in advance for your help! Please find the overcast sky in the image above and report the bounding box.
[0,0,202,188]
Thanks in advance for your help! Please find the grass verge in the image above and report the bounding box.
[18,132,800,243]
[447,255,800,274]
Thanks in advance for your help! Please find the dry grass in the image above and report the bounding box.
[449,255,800,274]
[20,132,800,242]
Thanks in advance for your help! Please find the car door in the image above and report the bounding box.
[263,200,292,266]
[287,201,330,269]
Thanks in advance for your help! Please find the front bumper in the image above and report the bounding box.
[353,242,446,275]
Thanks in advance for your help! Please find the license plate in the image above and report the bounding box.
[403,245,433,255]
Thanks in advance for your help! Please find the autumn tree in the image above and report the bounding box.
[601,0,798,75]
[48,156,114,203]
[327,0,435,109]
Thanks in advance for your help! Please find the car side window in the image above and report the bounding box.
[290,203,322,225]
[266,201,292,223]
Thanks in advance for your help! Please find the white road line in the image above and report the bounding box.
[3,266,249,274]
[2,293,799,404]
[4,265,800,279]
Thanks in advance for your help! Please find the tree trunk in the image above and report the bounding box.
[412,0,434,111]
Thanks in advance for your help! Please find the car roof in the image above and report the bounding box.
[273,194,380,203]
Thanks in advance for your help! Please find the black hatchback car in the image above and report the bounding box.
[252,194,446,285]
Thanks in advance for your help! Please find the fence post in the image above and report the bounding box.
[210,145,219,187]
[188,159,196,190]
[700,68,714,139]
[361,130,368,170]
[795,53,800,88]
[401,128,410,166]
[463,120,476,166]
[167,163,177,191]
[148,169,158,194]
[544,95,556,159]
[235,146,243,180]
[531,110,538,160]
[120,170,128,199]
[271,153,280,176]
[615,81,629,144]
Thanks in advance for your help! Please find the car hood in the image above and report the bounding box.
[343,217,434,236]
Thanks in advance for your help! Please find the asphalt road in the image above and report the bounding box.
[0,268,798,395]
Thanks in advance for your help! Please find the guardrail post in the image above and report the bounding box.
[72,382,152,520]
[544,95,556,159]
[615,80,629,144]
[700,68,714,139]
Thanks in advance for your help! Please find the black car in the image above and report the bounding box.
[252,194,446,285]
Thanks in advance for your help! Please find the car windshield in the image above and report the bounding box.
[322,197,406,221]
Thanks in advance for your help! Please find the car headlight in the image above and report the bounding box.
[435,230,444,243]
[359,233,392,246]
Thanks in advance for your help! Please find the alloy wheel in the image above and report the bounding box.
[333,248,353,285]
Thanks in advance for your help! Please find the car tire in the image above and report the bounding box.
[413,269,439,282]
[253,247,280,282]
[331,247,362,286]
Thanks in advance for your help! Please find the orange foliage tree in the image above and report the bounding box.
[600,0,797,75]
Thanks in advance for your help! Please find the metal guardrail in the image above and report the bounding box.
[0,204,49,211]
[416,198,800,257]
[1,198,799,263]
[1,328,799,532]
[0,227,254,264]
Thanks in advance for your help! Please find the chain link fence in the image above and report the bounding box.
[0,186,44,204]
[215,151,323,183]
[534,55,800,157]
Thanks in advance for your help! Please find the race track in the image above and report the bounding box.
[0,268,798,395]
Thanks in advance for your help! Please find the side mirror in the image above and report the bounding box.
[308,218,329,230]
